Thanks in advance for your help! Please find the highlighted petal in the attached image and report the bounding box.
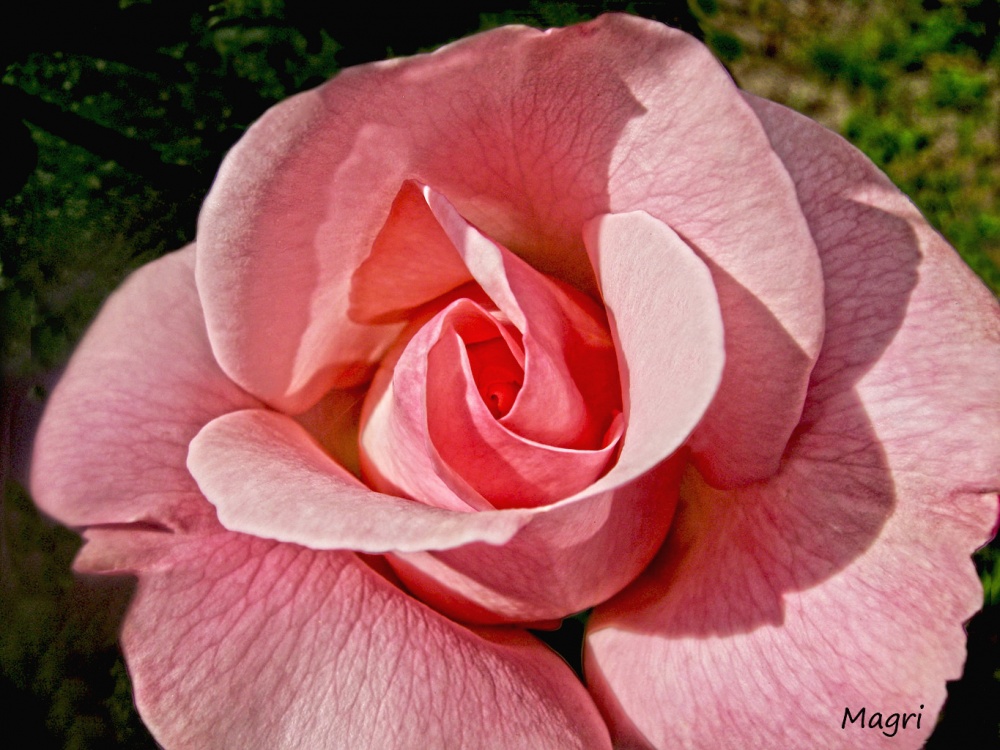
[600,18,826,486]
[190,409,521,551]
[581,211,724,494]
[585,97,1000,750]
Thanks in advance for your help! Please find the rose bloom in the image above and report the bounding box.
[29,13,999,750]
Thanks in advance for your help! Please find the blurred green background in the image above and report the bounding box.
[2,1,997,747]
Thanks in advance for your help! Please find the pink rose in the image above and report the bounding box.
[30,14,999,749]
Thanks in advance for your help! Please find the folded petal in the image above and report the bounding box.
[359,300,504,513]
[190,409,518,550]
[582,211,724,492]
[360,294,621,510]
[110,531,611,749]
[195,14,820,448]
[192,209,724,622]
[599,17,826,486]
[585,97,1000,749]
[29,246,261,534]
[387,455,683,624]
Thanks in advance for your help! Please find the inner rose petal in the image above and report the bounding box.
[428,322,624,509]
[352,182,624,511]
[359,300,494,512]
[349,180,475,324]
[424,187,621,448]
[465,331,524,419]
[360,291,623,510]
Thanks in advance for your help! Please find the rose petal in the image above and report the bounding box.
[196,14,821,454]
[581,211,725,494]
[359,299,505,513]
[30,246,260,534]
[428,327,624,508]
[193,209,725,621]
[190,408,517,550]
[360,293,621,510]
[349,180,475,324]
[105,530,611,749]
[386,455,684,624]
[598,19,826,487]
[423,186,620,447]
[356,186,623,510]
[584,98,1000,749]
[192,405,682,623]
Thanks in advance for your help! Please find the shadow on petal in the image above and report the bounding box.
[595,196,919,639]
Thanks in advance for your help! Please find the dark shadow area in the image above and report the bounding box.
[589,182,922,631]
[531,613,588,680]
[924,585,1000,749]
[0,481,153,749]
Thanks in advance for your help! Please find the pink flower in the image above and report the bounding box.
[30,14,999,749]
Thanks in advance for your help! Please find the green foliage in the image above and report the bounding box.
[930,64,990,111]
[800,0,1000,293]
[693,0,718,16]
[808,41,891,92]
[479,1,592,29]
[2,129,167,376]
[205,4,341,100]
[842,111,931,164]
[706,29,743,60]
[1,483,155,748]
[981,544,1000,606]
[1,1,349,382]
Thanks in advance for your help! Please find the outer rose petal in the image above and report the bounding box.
[190,409,519,550]
[95,530,611,749]
[196,16,822,486]
[585,98,1000,749]
[191,406,678,623]
[29,246,261,536]
[599,22,826,488]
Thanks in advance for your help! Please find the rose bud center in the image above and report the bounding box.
[466,335,524,419]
